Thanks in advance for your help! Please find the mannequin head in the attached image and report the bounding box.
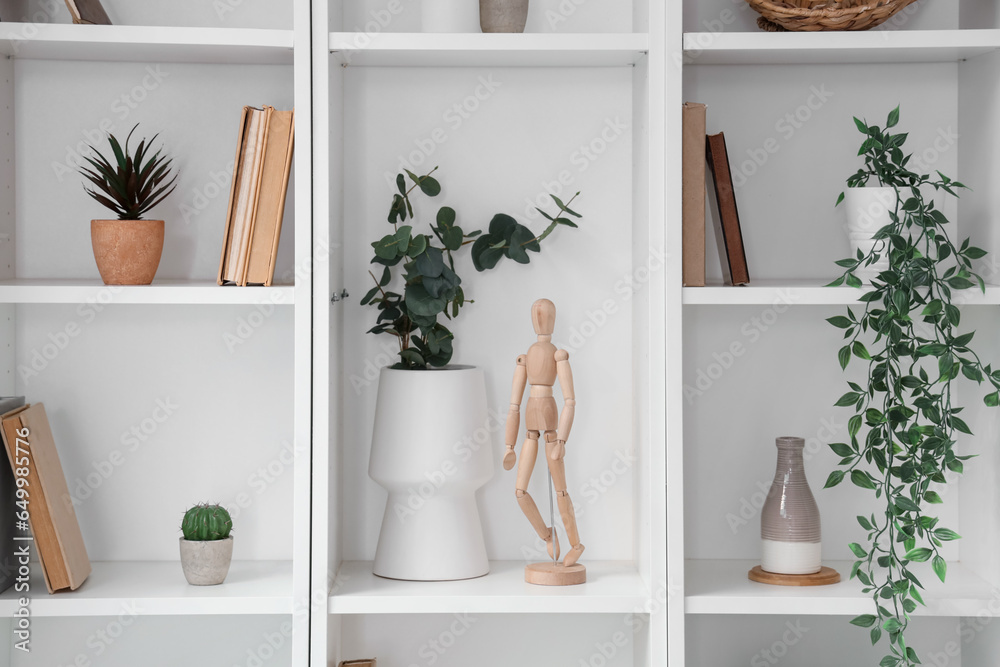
[531,299,556,336]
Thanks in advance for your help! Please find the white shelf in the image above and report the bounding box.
[686,560,999,617]
[0,24,293,64]
[683,29,1000,66]
[0,280,295,305]
[0,561,293,617]
[683,279,1000,306]
[329,560,649,614]
[329,32,649,67]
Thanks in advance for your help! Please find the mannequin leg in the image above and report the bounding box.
[545,433,585,567]
[516,430,559,560]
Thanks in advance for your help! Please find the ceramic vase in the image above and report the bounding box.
[843,187,897,282]
[760,436,822,575]
[480,0,529,33]
[369,366,494,581]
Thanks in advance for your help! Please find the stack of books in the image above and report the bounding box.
[218,106,295,287]
[1,401,91,593]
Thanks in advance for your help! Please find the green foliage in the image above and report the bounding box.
[828,107,998,667]
[363,167,581,369]
[181,503,233,541]
[78,124,178,220]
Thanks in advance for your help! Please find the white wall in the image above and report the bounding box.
[1,0,292,29]
[338,65,637,561]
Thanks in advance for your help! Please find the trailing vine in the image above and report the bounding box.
[826,107,1000,666]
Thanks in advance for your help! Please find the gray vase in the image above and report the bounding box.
[760,437,822,575]
[179,537,234,586]
[480,0,529,33]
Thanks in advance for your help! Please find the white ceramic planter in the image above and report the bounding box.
[843,187,897,281]
[422,0,481,32]
[369,366,494,581]
[179,537,233,586]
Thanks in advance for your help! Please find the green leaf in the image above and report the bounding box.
[932,555,948,583]
[857,515,873,531]
[830,442,853,457]
[985,392,1000,407]
[882,617,902,633]
[851,470,877,490]
[839,345,852,371]
[436,206,456,228]
[853,341,871,360]
[849,542,868,558]
[396,173,406,195]
[836,391,862,407]
[507,225,534,264]
[895,496,921,513]
[854,117,869,134]
[886,105,900,129]
[933,528,961,541]
[415,246,445,278]
[373,234,399,260]
[850,614,877,628]
[923,491,943,504]
[827,316,853,329]
[836,191,845,207]
[824,470,845,489]
[407,234,428,258]
[488,213,517,240]
[903,547,933,562]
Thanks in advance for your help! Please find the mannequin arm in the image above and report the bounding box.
[504,355,527,470]
[552,350,575,460]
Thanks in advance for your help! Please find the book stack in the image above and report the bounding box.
[218,106,295,287]
[682,103,750,287]
[0,402,91,593]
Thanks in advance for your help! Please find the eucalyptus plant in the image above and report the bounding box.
[826,107,999,667]
[361,167,581,369]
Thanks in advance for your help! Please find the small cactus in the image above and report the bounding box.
[181,503,233,541]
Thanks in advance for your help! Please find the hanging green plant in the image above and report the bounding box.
[826,106,1000,667]
[361,167,581,369]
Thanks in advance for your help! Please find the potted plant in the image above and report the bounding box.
[178,503,234,586]
[361,166,581,581]
[79,125,178,285]
[826,107,1000,666]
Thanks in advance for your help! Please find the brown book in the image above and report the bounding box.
[0,404,91,593]
[682,103,707,287]
[244,109,295,287]
[339,661,376,667]
[64,0,111,25]
[705,132,750,286]
[219,107,269,286]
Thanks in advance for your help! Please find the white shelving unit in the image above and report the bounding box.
[0,0,311,665]
[313,2,665,667]
[675,0,1000,664]
[5,0,1000,665]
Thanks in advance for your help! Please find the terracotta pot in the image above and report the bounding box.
[480,0,529,33]
[90,219,165,285]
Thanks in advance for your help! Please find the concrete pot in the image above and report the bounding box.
[480,0,529,33]
[179,536,234,586]
[90,219,165,285]
[369,366,494,581]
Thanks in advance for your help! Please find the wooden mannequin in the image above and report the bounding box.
[504,298,586,585]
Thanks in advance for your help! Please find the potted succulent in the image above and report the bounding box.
[178,503,234,586]
[361,166,581,581]
[79,125,178,285]
[826,107,999,666]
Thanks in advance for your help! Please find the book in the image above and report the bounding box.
[705,132,750,286]
[0,397,26,594]
[245,109,295,286]
[0,403,91,593]
[63,0,111,25]
[219,107,267,286]
[682,103,707,287]
[339,661,376,667]
[219,106,294,286]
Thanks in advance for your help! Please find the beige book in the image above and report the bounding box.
[0,404,91,593]
[682,102,707,287]
[244,109,295,287]
[233,108,271,284]
[219,107,267,285]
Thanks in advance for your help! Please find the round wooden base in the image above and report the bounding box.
[748,565,841,587]
[525,562,587,586]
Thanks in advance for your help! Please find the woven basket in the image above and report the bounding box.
[746,0,920,32]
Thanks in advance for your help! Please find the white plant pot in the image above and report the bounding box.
[422,0,481,32]
[843,187,897,282]
[179,537,233,586]
[369,366,494,581]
